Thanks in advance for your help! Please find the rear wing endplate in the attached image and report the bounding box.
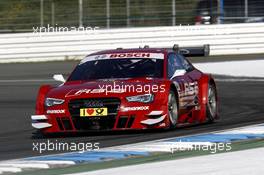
[173,44,210,57]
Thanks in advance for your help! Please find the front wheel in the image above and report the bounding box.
[206,83,218,122]
[168,90,179,128]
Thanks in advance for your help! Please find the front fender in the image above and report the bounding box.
[35,85,53,115]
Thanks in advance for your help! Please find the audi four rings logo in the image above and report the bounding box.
[84,101,104,107]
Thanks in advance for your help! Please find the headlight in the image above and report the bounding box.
[126,94,154,103]
[45,98,64,107]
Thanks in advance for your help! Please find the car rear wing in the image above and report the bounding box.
[172,44,210,57]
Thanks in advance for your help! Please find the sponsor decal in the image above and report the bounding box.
[80,53,164,64]
[80,108,108,117]
[184,81,199,95]
[65,88,125,97]
[46,109,65,114]
[110,53,151,58]
[122,106,149,112]
[177,81,199,107]
[177,81,199,97]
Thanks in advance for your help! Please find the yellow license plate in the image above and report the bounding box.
[80,108,108,117]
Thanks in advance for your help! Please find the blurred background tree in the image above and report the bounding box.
[0,0,263,32]
[0,0,197,32]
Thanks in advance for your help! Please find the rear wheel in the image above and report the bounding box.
[168,90,179,128]
[206,83,218,122]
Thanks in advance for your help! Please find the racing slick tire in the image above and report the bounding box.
[168,90,179,128]
[206,83,218,123]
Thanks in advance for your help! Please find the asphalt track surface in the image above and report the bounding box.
[0,60,264,161]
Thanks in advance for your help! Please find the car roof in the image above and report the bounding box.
[87,48,171,56]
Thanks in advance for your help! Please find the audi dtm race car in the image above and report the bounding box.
[31,45,218,135]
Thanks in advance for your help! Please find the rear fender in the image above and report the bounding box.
[199,75,211,105]
[197,74,211,122]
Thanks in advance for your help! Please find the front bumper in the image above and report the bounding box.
[31,115,52,129]
[32,97,169,133]
[31,109,168,132]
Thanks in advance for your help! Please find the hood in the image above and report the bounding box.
[46,77,169,99]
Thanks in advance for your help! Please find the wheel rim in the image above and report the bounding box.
[208,86,217,117]
[168,92,178,125]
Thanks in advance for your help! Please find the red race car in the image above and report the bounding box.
[31,45,218,134]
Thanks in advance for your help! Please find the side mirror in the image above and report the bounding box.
[170,69,186,79]
[53,74,66,83]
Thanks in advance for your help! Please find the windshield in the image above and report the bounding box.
[68,58,163,81]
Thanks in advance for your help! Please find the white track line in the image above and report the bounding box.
[67,147,264,175]
[194,60,264,78]
[114,142,213,152]
[16,160,76,165]
[215,78,264,82]
[0,57,81,64]
[0,163,49,169]
[0,167,22,173]
[0,161,76,174]
[0,79,53,83]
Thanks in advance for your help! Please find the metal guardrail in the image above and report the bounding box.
[0,23,264,62]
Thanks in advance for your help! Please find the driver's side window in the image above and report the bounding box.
[177,54,194,72]
[167,53,185,79]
